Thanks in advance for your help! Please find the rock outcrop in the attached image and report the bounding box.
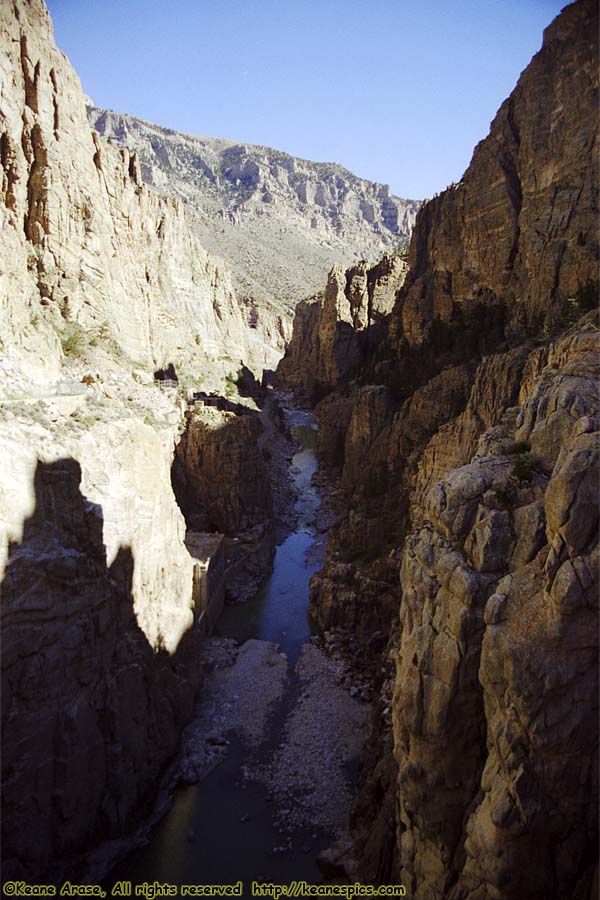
[88,107,420,331]
[393,325,598,899]
[172,401,274,601]
[0,0,276,881]
[278,1,599,895]
[276,254,407,399]
[396,0,598,347]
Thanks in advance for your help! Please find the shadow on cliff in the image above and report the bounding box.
[1,458,202,885]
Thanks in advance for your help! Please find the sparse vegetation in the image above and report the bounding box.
[338,541,383,567]
[364,465,388,497]
[224,373,237,399]
[562,279,598,325]
[60,322,87,357]
[512,452,534,482]
[58,320,117,359]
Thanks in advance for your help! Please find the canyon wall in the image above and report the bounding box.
[172,401,275,602]
[0,386,204,881]
[88,106,420,333]
[278,1,599,895]
[276,254,407,399]
[0,0,270,881]
[0,0,273,391]
[396,0,598,346]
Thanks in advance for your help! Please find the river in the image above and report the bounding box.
[105,401,366,895]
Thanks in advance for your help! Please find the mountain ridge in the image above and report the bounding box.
[88,105,420,322]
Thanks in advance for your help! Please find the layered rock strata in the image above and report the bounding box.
[276,254,407,399]
[0,0,276,881]
[277,1,599,895]
[0,0,271,391]
[89,106,420,328]
[396,0,598,346]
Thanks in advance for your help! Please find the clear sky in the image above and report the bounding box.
[47,0,565,200]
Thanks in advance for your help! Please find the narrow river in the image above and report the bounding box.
[106,402,365,895]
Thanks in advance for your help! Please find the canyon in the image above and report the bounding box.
[88,106,420,350]
[1,0,598,897]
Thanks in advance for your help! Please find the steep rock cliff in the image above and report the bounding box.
[393,325,598,899]
[172,402,274,602]
[276,254,407,398]
[0,0,275,881]
[0,385,204,881]
[397,0,598,347]
[277,1,599,895]
[88,107,420,328]
[0,0,272,390]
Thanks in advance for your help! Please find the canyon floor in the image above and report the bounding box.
[95,396,369,893]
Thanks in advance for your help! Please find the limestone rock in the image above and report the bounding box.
[276,255,407,398]
[172,401,275,601]
[288,2,600,894]
[89,107,419,328]
[0,0,266,390]
[0,391,205,881]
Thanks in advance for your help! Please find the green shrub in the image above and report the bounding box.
[364,465,388,497]
[513,440,530,453]
[512,452,534,482]
[561,280,599,327]
[60,323,87,357]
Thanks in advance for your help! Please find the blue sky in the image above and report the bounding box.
[47,0,565,200]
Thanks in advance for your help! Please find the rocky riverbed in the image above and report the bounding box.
[97,395,370,892]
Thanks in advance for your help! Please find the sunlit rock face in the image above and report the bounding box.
[88,106,420,337]
[0,0,261,878]
[397,0,599,347]
[276,255,408,398]
[0,0,263,389]
[393,325,599,900]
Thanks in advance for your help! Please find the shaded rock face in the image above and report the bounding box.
[277,1,599,895]
[0,0,271,388]
[1,457,203,882]
[172,403,274,602]
[398,0,599,347]
[88,107,420,328]
[172,405,272,536]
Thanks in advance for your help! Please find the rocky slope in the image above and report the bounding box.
[277,1,599,896]
[88,106,420,334]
